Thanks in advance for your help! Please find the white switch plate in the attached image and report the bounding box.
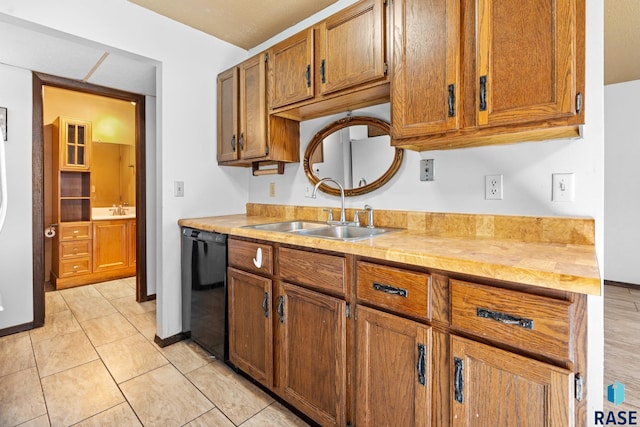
[552,173,574,202]
[269,182,276,197]
[304,184,313,198]
[420,159,434,181]
[174,181,184,197]
[485,175,503,200]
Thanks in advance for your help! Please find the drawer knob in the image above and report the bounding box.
[372,282,408,298]
[73,265,78,270]
[73,230,79,234]
[476,307,534,330]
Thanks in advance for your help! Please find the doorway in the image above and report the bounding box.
[31,72,148,327]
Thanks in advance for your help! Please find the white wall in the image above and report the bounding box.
[0,0,248,337]
[247,0,606,418]
[604,80,640,285]
[0,64,35,328]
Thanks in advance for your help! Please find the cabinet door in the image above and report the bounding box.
[128,219,136,267]
[227,267,273,388]
[476,0,578,126]
[276,283,346,427]
[356,306,431,427]
[391,0,460,138]
[318,0,386,96]
[92,220,128,272]
[269,29,314,109]
[238,53,268,160]
[217,67,239,163]
[60,118,92,170]
[451,335,574,426]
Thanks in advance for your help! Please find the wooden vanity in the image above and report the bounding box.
[179,203,599,427]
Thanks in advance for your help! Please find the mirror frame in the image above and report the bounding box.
[303,116,404,197]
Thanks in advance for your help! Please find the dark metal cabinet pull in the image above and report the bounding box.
[372,282,408,298]
[320,59,326,84]
[448,84,456,117]
[262,292,269,318]
[277,296,285,323]
[454,357,464,403]
[305,64,311,87]
[417,343,426,386]
[476,307,534,330]
[238,133,245,151]
[479,75,487,111]
[230,134,236,152]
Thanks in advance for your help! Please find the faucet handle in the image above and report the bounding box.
[353,210,361,226]
[364,205,374,228]
[323,208,334,222]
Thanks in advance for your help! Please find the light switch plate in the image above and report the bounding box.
[174,181,184,197]
[552,173,574,202]
[420,159,434,181]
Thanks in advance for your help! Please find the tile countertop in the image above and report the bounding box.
[178,213,601,297]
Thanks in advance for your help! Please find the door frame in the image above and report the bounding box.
[32,72,149,327]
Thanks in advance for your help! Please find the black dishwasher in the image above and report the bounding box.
[181,227,228,361]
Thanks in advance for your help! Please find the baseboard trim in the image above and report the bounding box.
[604,280,640,289]
[0,321,35,338]
[154,332,188,348]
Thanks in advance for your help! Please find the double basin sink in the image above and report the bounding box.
[243,220,397,242]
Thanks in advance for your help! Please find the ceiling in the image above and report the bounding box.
[0,0,637,100]
[128,0,338,50]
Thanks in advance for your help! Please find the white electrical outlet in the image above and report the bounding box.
[174,181,184,197]
[304,184,313,198]
[485,175,503,200]
[552,173,575,202]
[269,182,276,197]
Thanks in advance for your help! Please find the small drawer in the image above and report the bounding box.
[59,223,91,240]
[228,238,273,275]
[60,240,91,259]
[357,261,431,320]
[451,279,573,362]
[59,257,92,277]
[279,247,346,295]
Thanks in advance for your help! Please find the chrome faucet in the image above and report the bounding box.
[364,204,375,228]
[312,178,347,224]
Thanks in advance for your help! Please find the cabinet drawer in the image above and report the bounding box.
[450,280,573,362]
[228,238,273,275]
[357,261,431,321]
[59,257,91,277]
[59,223,91,240]
[279,247,346,295]
[60,240,91,259]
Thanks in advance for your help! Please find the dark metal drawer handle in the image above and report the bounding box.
[454,357,464,403]
[372,282,408,298]
[262,292,269,318]
[277,295,285,324]
[417,343,426,386]
[476,307,534,330]
[479,75,487,111]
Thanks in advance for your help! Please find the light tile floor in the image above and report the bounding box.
[0,277,309,427]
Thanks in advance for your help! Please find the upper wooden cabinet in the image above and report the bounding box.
[390,0,460,138]
[53,116,91,170]
[267,0,389,119]
[391,0,585,150]
[269,29,315,110]
[217,53,299,166]
[317,0,387,95]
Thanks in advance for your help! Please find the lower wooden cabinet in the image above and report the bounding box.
[355,305,431,427]
[450,335,574,426]
[227,267,273,388]
[93,220,128,272]
[275,282,347,427]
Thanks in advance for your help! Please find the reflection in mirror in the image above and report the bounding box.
[92,142,136,207]
[304,116,403,197]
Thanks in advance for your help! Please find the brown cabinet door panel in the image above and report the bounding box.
[391,0,460,138]
[239,54,268,160]
[276,283,346,426]
[356,306,431,427]
[269,29,315,109]
[227,267,273,388]
[92,220,128,272]
[477,0,577,126]
[318,0,386,95]
[217,67,239,163]
[451,335,573,427]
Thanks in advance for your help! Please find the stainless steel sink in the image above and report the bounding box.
[243,220,328,232]
[243,220,398,241]
[296,225,393,241]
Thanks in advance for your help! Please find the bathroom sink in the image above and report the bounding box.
[243,220,328,232]
[296,225,394,241]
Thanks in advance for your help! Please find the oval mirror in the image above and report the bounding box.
[303,116,403,197]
